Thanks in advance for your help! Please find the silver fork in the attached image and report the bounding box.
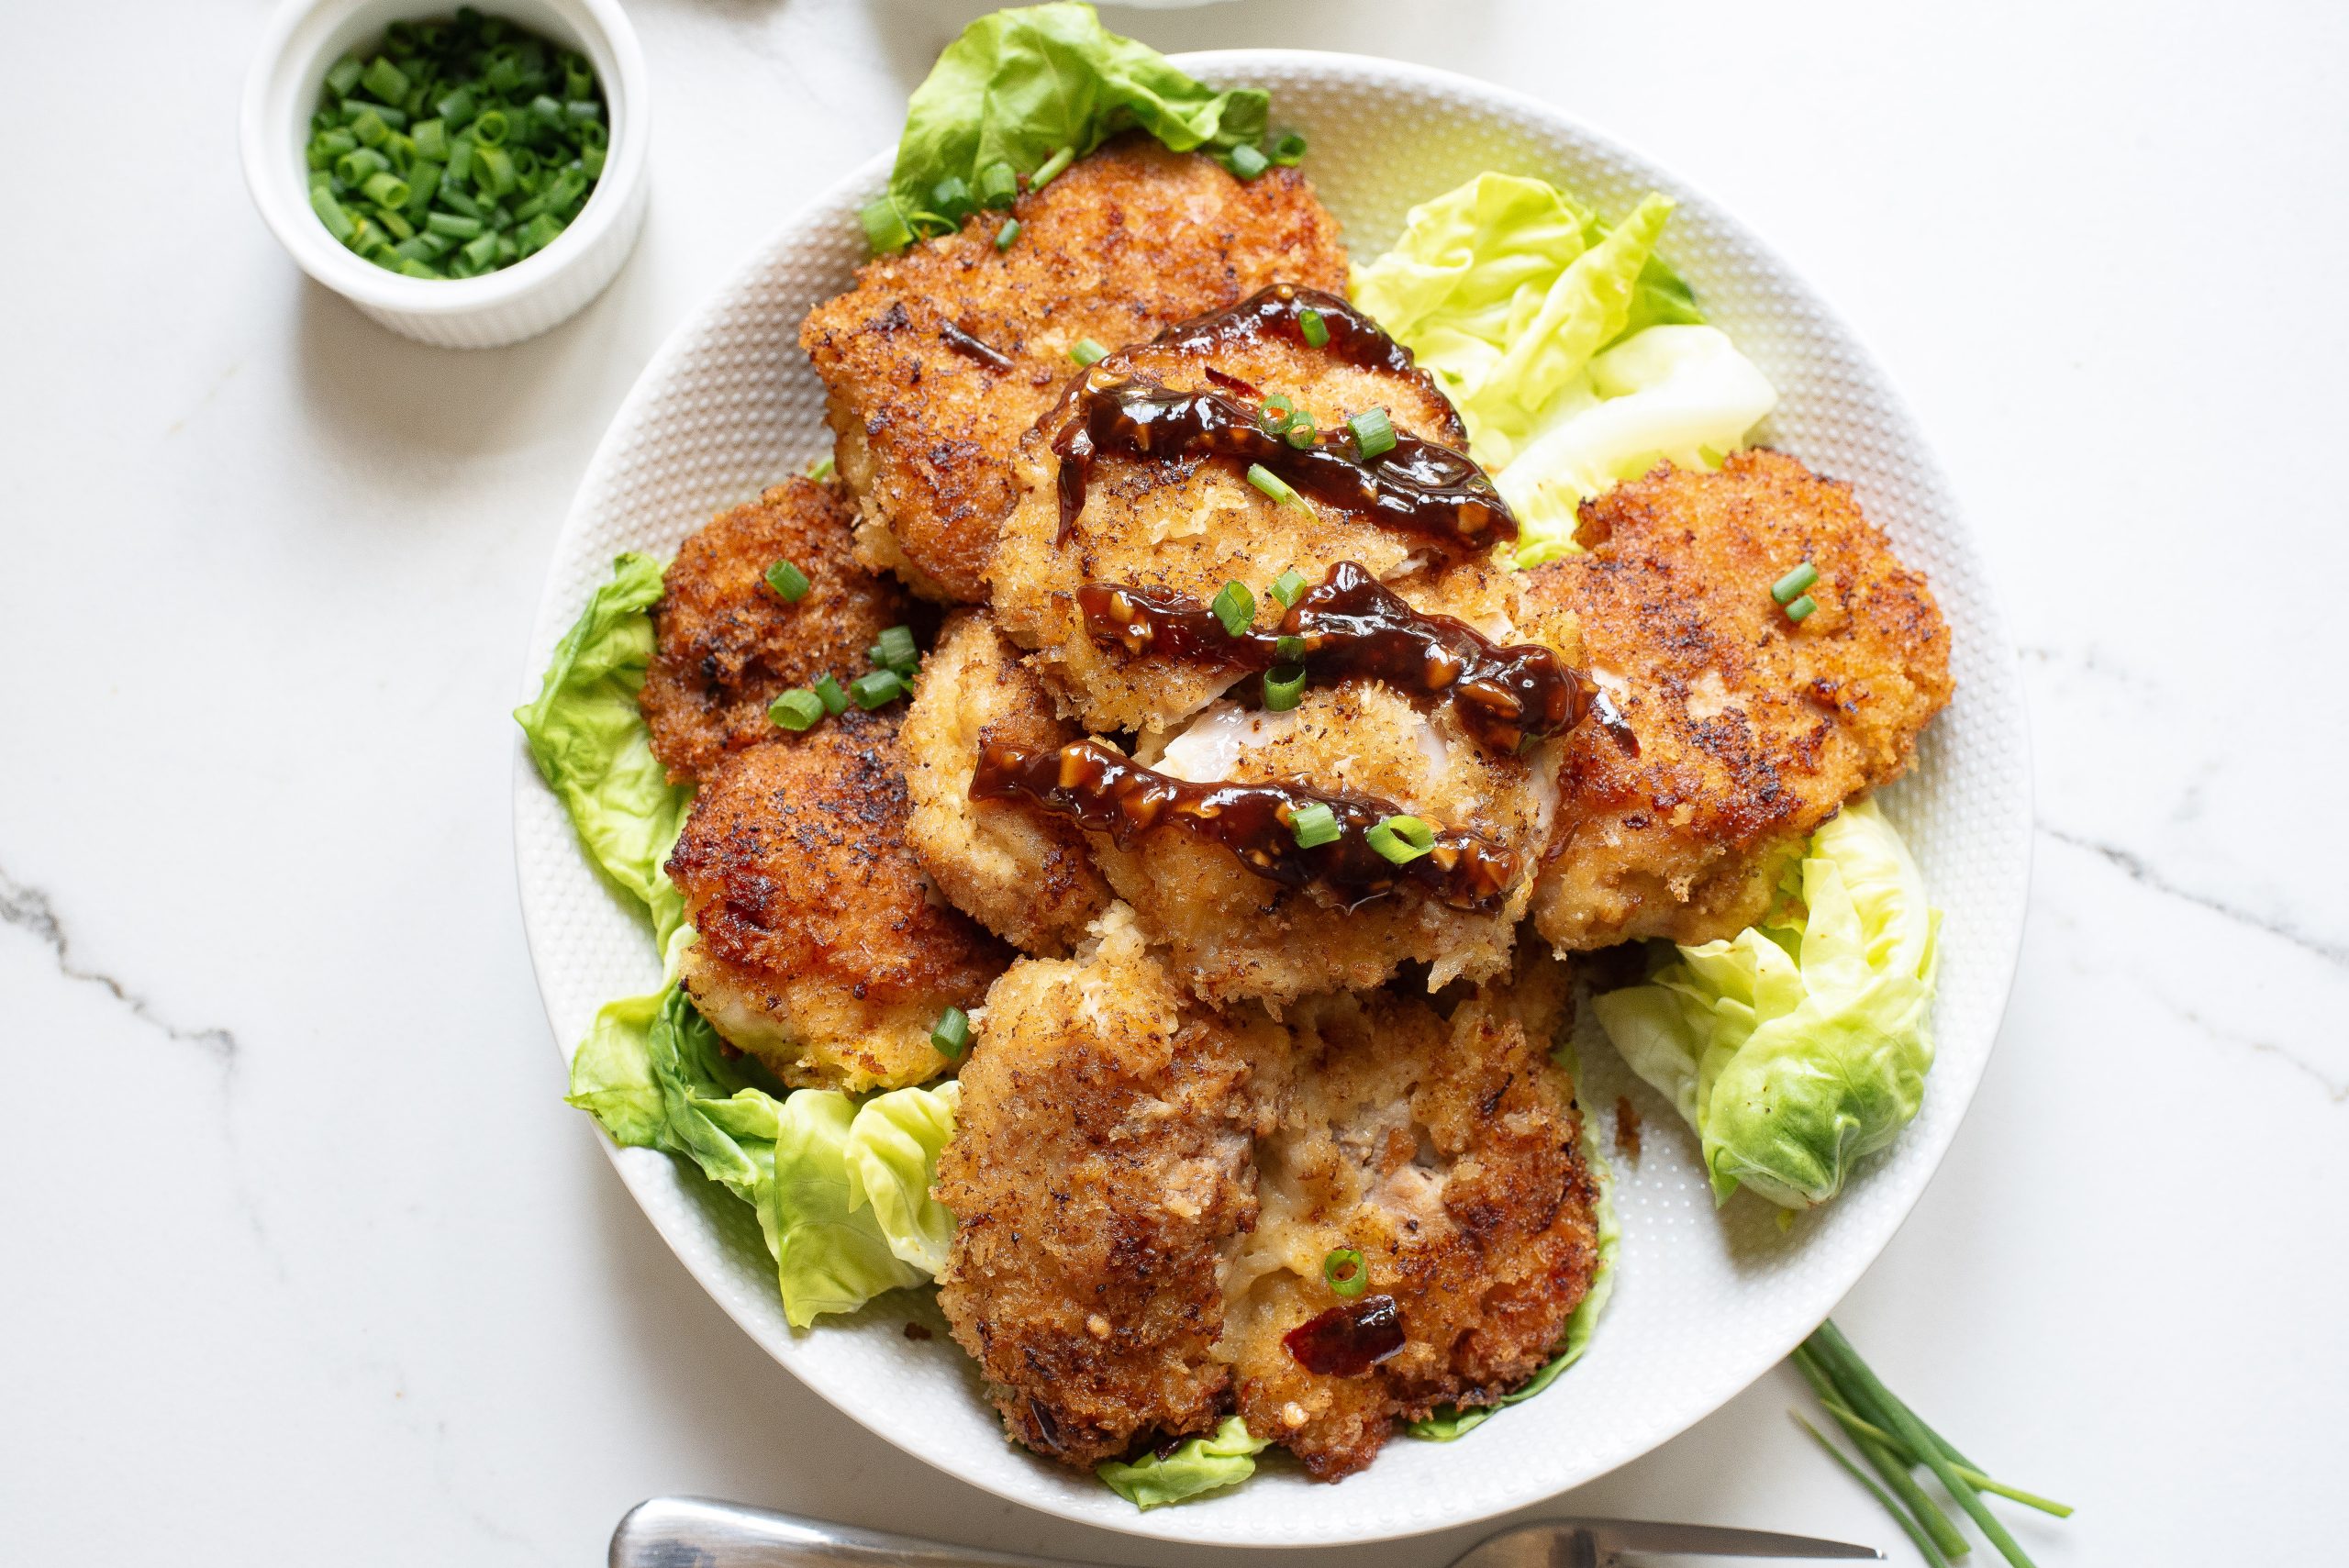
[611,1496,1883,1567]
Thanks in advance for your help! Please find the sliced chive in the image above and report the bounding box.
[1785,594,1819,622]
[362,171,412,209]
[362,57,411,103]
[930,174,972,220]
[848,670,906,709]
[975,160,1018,209]
[1069,337,1108,367]
[768,690,824,732]
[1288,800,1341,850]
[1283,417,1317,450]
[1210,580,1255,636]
[1269,568,1308,609]
[764,559,811,602]
[1227,142,1270,180]
[875,624,920,674]
[1247,463,1307,509]
[470,107,510,146]
[1793,1415,1951,1568]
[807,454,836,482]
[310,186,358,243]
[1772,562,1820,605]
[1273,634,1308,663]
[812,673,850,717]
[1298,306,1330,349]
[1348,407,1397,460]
[412,117,448,161]
[1366,815,1436,865]
[994,217,1020,251]
[1262,665,1307,711]
[1030,145,1074,188]
[327,54,365,97]
[1322,1247,1367,1297]
[930,1006,972,1059]
[1269,130,1308,166]
[460,231,499,268]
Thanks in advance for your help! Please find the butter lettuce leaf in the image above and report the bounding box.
[513,552,692,948]
[1097,1417,1270,1509]
[1592,799,1940,1209]
[867,3,1269,249]
[846,1084,963,1276]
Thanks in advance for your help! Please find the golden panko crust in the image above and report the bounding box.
[1529,450,1953,950]
[640,477,914,783]
[665,713,1010,1091]
[801,137,1350,604]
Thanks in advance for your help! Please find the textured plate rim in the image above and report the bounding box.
[512,48,2033,1547]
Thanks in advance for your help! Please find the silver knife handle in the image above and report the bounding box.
[611,1497,1085,1568]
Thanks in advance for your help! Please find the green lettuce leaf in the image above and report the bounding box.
[1097,1417,1270,1509]
[1498,325,1779,566]
[1407,1046,1620,1440]
[1592,799,1941,1209]
[769,1091,929,1327]
[846,1084,963,1276]
[513,552,692,948]
[865,3,1269,249]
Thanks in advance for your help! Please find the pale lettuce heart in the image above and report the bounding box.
[1097,1416,1270,1509]
[1593,799,1941,1209]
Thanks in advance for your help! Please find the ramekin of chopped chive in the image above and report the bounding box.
[241,0,649,348]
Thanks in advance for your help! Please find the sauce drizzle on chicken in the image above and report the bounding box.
[969,738,1516,912]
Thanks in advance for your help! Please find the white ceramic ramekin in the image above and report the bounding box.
[241,0,649,348]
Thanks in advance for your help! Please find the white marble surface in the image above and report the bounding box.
[3,1,2342,1562]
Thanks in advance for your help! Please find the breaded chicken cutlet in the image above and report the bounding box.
[666,710,1011,1092]
[937,909,1599,1481]
[639,476,915,783]
[801,138,1350,604]
[1527,450,1953,951]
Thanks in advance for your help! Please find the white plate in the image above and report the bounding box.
[513,50,2032,1548]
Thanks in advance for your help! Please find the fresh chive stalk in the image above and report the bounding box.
[1793,1415,1952,1568]
[1792,1346,1969,1560]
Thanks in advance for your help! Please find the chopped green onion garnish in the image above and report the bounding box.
[1298,306,1330,349]
[807,454,835,481]
[1269,131,1308,166]
[975,161,1019,210]
[848,670,907,709]
[327,55,365,97]
[1030,145,1074,188]
[931,174,972,219]
[930,1006,971,1059]
[1322,1246,1367,1297]
[1274,634,1308,663]
[1786,594,1819,622]
[764,559,811,602]
[361,56,411,103]
[1227,142,1270,180]
[876,624,920,674]
[813,673,850,716]
[1348,407,1397,460]
[1367,815,1436,865]
[995,218,1021,251]
[1247,463,1306,509]
[1263,665,1307,711]
[1289,800,1341,850]
[768,690,824,732]
[1210,581,1255,637]
[1283,417,1317,450]
[1269,568,1308,608]
[1772,562,1820,605]
[1069,338,1108,367]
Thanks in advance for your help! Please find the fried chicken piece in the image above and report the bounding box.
[801,138,1349,604]
[1528,450,1953,950]
[639,477,915,782]
[1225,954,1599,1479]
[935,907,1285,1467]
[988,286,1495,737]
[899,609,1111,956]
[1096,669,1567,1006]
[666,711,1010,1091]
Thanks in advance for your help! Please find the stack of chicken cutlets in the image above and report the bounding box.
[635,137,1954,1481]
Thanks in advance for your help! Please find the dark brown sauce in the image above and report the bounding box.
[968,739,1516,913]
[1591,686,1641,756]
[1077,562,1593,754]
[1048,378,1514,556]
[939,321,1012,372]
[1283,1295,1406,1377]
[1151,284,1425,380]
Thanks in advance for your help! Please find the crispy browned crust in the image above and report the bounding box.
[640,478,914,782]
[1528,449,1954,950]
[937,919,1597,1479]
[899,610,1111,955]
[800,137,1350,604]
[935,910,1281,1466]
[1225,955,1598,1479]
[664,713,1010,1091]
